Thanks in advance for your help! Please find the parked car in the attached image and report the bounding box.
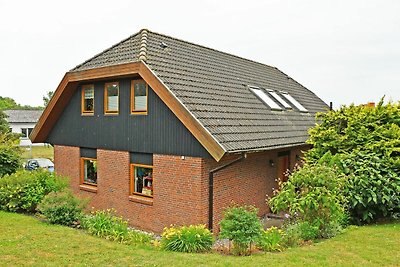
[25,158,54,172]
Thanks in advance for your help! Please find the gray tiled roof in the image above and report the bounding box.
[73,29,328,153]
[4,110,43,123]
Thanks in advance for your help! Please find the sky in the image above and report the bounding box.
[0,0,399,109]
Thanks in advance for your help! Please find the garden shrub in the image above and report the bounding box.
[281,223,302,247]
[81,209,152,245]
[0,132,21,177]
[219,205,263,255]
[268,164,346,238]
[257,226,284,252]
[37,190,85,226]
[306,100,400,223]
[0,170,68,213]
[161,224,213,253]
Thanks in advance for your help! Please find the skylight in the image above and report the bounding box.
[281,92,308,112]
[250,87,282,110]
[267,90,292,109]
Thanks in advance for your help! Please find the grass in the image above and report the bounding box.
[0,212,399,266]
[21,145,54,161]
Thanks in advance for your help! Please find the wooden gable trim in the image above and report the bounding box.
[31,62,226,161]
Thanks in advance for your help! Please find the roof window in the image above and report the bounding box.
[267,90,292,109]
[249,87,282,110]
[280,92,308,112]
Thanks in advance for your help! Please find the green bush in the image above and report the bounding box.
[81,209,152,245]
[257,226,284,252]
[161,224,213,253]
[0,170,67,213]
[0,133,21,177]
[296,221,320,241]
[269,164,346,238]
[306,100,400,223]
[37,190,85,226]
[282,223,303,247]
[219,205,263,255]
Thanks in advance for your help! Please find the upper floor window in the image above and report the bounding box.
[131,80,148,114]
[82,84,94,115]
[104,82,119,114]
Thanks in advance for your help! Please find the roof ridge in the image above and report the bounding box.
[138,29,149,62]
[145,29,279,72]
[70,29,143,72]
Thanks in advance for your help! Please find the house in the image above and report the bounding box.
[31,29,328,233]
[4,109,44,146]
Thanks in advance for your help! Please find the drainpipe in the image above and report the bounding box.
[208,153,246,232]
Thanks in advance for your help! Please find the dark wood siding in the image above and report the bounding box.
[46,77,211,158]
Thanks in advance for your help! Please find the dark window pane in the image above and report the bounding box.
[134,166,153,196]
[83,159,97,185]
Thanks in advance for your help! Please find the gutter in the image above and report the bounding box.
[208,153,247,232]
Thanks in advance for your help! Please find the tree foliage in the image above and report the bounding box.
[306,99,400,223]
[0,110,21,177]
[42,91,54,107]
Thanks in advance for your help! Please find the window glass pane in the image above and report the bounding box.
[21,128,28,138]
[281,92,308,112]
[28,128,33,137]
[83,86,94,112]
[250,87,282,110]
[134,82,147,111]
[267,90,292,109]
[83,159,97,185]
[134,166,153,196]
[106,84,119,112]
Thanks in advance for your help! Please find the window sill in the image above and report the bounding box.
[128,195,153,206]
[104,112,119,116]
[81,113,94,116]
[130,111,148,116]
[79,184,98,193]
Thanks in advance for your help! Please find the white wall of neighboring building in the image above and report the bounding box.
[9,122,45,146]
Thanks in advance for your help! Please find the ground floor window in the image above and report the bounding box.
[81,158,97,186]
[130,164,153,197]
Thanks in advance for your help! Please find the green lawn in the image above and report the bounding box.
[0,212,398,267]
[21,146,54,161]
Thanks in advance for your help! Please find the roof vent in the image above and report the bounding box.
[160,42,168,49]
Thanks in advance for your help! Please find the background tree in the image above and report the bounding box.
[0,110,21,177]
[43,91,54,107]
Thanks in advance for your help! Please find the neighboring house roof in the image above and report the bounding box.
[32,29,328,161]
[4,110,43,123]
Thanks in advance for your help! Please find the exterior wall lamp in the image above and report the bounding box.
[269,159,275,167]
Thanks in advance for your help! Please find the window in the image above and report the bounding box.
[280,92,308,112]
[267,90,292,109]
[104,82,119,114]
[82,84,94,115]
[21,128,33,138]
[130,164,153,198]
[250,87,282,110]
[131,80,148,114]
[81,158,97,187]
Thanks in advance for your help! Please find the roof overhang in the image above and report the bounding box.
[31,62,226,161]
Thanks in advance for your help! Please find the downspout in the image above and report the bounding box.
[208,153,247,232]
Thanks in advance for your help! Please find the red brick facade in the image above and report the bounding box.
[54,145,307,234]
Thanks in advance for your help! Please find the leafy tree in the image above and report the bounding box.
[306,99,400,223]
[0,97,19,110]
[0,110,21,177]
[43,91,54,107]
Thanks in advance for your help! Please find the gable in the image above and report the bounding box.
[46,77,211,158]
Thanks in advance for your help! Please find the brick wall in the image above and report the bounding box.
[54,145,308,234]
[54,145,209,233]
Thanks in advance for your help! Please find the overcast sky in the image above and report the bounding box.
[0,0,399,108]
